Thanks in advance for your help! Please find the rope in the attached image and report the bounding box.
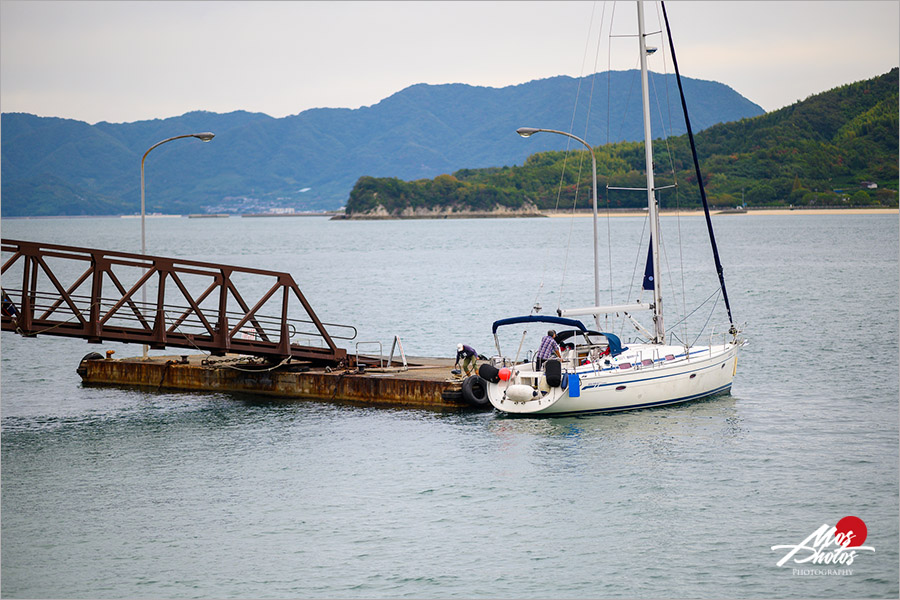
[534,2,607,315]
[156,360,175,392]
[552,4,600,312]
[9,299,102,336]
[216,356,292,373]
[6,291,306,369]
[692,292,722,348]
[330,370,349,401]
[161,308,213,359]
[646,4,690,347]
[603,5,615,328]
[662,287,721,342]
[160,309,292,372]
[660,1,736,328]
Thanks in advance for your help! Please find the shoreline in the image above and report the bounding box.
[334,207,898,220]
[544,208,898,218]
[3,208,895,221]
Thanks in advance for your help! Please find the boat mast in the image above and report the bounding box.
[637,0,665,344]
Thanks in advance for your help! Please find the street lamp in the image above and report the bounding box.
[516,127,600,318]
[140,132,214,358]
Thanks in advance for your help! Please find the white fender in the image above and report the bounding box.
[506,384,539,402]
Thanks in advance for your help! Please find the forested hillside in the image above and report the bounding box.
[345,69,898,216]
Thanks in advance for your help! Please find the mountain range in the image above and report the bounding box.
[1,71,763,217]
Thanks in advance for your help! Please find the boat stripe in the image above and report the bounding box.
[541,383,734,416]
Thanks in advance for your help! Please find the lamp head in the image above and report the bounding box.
[193,132,215,142]
[516,127,540,138]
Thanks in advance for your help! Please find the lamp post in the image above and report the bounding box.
[516,127,600,322]
[140,132,215,358]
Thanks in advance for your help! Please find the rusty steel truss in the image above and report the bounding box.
[1,239,353,365]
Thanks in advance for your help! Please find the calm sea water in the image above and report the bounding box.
[2,213,898,599]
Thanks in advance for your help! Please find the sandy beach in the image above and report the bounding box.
[544,208,898,218]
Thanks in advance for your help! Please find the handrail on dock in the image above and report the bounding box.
[355,341,384,369]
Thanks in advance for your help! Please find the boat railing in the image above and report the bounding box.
[620,348,669,371]
[490,355,517,369]
[707,328,734,350]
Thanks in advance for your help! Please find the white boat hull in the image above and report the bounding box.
[486,342,740,416]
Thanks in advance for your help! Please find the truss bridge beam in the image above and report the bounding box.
[1,239,352,365]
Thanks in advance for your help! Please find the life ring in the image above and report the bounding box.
[461,375,490,407]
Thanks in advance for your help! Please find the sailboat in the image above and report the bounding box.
[471,0,744,416]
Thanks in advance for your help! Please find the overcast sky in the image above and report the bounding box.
[1,1,897,125]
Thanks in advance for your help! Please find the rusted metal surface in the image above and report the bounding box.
[2,239,353,365]
[76,354,476,411]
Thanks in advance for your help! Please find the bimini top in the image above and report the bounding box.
[491,315,626,357]
[556,329,626,357]
[491,315,587,334]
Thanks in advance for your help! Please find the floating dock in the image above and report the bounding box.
[77,353,485,411]
[2,239,485,411]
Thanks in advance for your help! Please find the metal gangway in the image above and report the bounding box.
[1,239,354,365]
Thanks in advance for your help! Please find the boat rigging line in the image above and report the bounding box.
[530,3,600,318]
[660,0,736,332]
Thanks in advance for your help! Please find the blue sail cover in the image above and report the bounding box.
[599,332,626,356]
[558,329,626,356]
[642,237,655,290]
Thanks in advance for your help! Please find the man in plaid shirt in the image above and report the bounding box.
[535,330,560,370]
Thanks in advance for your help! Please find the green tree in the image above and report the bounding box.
[746,183,777,205]
[850,190,874,205]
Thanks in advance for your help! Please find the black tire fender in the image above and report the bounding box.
[441,389,464,403]
[76,352,104,378]
[545,359,562,387]
[461,375,490,407]
[478,363,500,384]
